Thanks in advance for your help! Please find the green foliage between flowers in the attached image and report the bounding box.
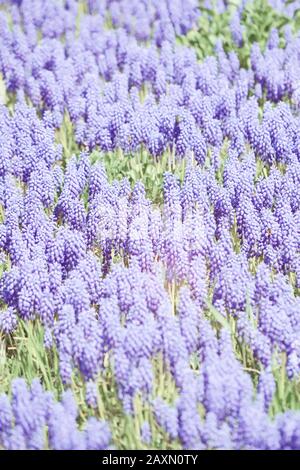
[90,148,187,205]
[179,0,300,67]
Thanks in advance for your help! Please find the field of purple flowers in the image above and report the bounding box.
[0,0,300,450]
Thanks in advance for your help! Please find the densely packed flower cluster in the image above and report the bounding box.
[0,0,299,450]
[0,378,111,449]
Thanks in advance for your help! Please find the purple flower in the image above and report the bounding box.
[0,307,18,333]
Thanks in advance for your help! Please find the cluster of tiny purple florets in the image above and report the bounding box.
[0,378,111,450]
